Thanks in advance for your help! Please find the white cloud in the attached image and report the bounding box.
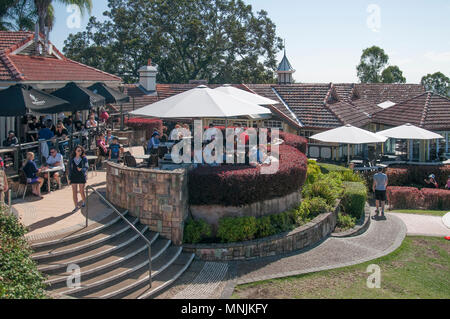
[424,51,450,63]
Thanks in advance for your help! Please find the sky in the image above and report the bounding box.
[50,0,450,83]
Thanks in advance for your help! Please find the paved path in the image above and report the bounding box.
[158,208,407,299]
[12,171,112,242]
[389,212,450,237]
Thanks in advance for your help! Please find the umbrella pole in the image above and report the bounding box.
[347,144,350,164]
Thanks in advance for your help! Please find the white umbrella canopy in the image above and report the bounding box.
[130,85,272,119]
[377,123,444,140]
[214,84,279,106]
[310,124,388,145]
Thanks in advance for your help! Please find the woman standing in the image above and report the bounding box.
[69,146,89,212]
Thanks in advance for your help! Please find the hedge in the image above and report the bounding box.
[125,118,163,140]
[386,165,450,188]
[188,145,308,206]
[279,132,308,154]
[387,186,450,210]
[341,182,367,219]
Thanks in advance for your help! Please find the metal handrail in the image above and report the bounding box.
[85,185,152,288]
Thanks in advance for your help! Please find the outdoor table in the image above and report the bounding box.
[41,166,64,193]
[85,155,99,176]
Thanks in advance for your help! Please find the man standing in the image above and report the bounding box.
[373,167,388,220]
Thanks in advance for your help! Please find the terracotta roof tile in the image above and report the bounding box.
[372,92,450,130]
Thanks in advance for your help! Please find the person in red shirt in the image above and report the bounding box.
[99,107,110,124]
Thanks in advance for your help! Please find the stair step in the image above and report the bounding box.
[45,232,159,286]
[30,210,128,250]
[126,253,195,300]
[38,224,148,273]
[75,246,184,299]
[51,238,171,295]
[32,215,138,261]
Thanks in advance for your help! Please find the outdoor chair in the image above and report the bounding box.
[18,169,39,200]
[124,155,146,168]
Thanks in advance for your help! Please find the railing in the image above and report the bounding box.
[85,185,152,288]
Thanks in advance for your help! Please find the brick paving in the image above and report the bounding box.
[12,171,113,242]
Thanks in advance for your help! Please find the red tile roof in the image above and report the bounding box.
[372,92,450,130]
[354,83,425,105]
[0,31,121,83]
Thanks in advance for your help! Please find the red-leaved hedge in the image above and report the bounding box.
[125,118,163,140]
[386,165,450,188]
[188,145,308,206]
[387,186,450,210]
[279,132,308,154]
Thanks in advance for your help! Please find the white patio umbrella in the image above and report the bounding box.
[310,124,388,163]
[214,84,279,106]
[377,123,443,140]
[377,123,444,161]
[130,85,272,119]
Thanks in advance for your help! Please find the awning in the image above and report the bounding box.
[52,82,105,111]
[87,82,130,104]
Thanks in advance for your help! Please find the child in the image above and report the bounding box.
[109,137,123,163]
[424,174,439,188]
[97,133,108,157]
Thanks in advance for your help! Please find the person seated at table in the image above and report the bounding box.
[46,119,56,135]
[108,138,123,163]
[147,132,160,155]
[86,114,98,128]
[160,126,169,143]
[424,174,439,188]
[96,133,109,157]
[27,116,41,142]
[99,107,110,124]
[105,130,115,145]
[45,148,65,189]
[0,156,8,205]
[22,152,45,199]
[55,122,69,155]
[3,131,19,147]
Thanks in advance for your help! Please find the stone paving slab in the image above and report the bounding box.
[12,172,113,242]
[390,212,450,237]
[443,213,450,229]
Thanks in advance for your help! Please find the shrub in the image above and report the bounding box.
[336,213,357,231]
[270,210,296,233]
[279,131,308,154]
[217,216,258,243]
[302,176,342,206]
[387,187,424,209]
[421,189,450,210]
[295,197,331,225]
[306,160,321,185]
[0,211,47,299]
[341,182,367,219]
[183,218,212,244]
[188,145,308,206]
[256,216,277,238]
[340,170,365,184]
[386,165,450,188]
[385,168,409,186]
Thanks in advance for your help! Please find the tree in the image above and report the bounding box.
[381,65,406,84]
[3,0,37,31]
[0,0,17,30]
[63,0,283,84]
[357,46,389,83]
[421,72,450,97]
[34,0,92,35]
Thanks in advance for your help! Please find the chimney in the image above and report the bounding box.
[138,59,158,92]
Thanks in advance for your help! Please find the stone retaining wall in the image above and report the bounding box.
[106,162,189,245]
[184,205,339,261]
[190,191,302,232]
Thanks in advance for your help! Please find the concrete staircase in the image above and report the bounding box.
[31,210,194,299]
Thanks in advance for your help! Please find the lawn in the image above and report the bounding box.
[391,209,449,217]
[232,237,450,299]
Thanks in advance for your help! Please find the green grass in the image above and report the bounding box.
[391,209,449,217]
[232,237,450,299]
[317,163,350,174]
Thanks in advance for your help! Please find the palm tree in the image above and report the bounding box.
[34,0,92,35]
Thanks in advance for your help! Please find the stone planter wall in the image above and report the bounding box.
[106,162,189,245]
[190,191,302,233]
[184,205,339,261]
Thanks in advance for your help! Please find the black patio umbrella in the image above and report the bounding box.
[87,82,130,104]
[52,82,106,154]
[0,84,71,116]
[51,82,106,110]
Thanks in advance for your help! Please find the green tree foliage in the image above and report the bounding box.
[357,46,407,83]
[382,65,406,84]
[421,72,450,97]
[63,0,283,84]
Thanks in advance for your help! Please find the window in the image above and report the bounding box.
[263,120,283,129]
